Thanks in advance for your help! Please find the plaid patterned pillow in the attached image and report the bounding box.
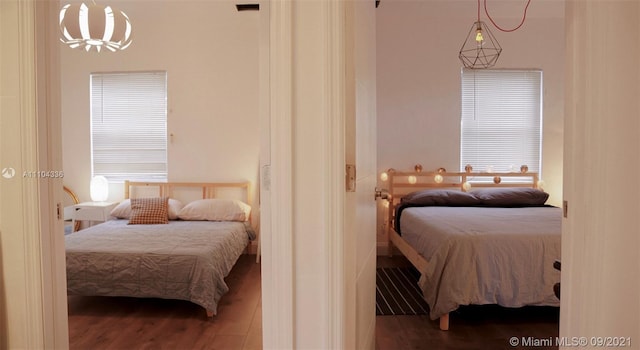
[128,197,169,225]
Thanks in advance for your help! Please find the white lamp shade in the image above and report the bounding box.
[59,2,132,52]
[90,176,109,202]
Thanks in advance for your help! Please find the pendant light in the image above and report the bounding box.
[59,2,132,52]
[459,20,501,69]
[459,0,531,69]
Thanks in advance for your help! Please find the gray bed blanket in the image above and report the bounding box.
[65,219,252,315]
[399,206,561,320]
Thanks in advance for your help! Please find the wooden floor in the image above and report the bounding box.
[375,256,560,350]
[67,254,262,350]
[68,255,559,350]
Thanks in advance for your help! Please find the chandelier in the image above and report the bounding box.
[59,2,132,52]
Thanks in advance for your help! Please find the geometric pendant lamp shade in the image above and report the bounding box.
[59,2,132,52]
[459,21,502,69]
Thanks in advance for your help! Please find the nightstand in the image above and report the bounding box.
[71,202,118,231]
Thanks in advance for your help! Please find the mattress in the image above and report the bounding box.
[65,219,253,315]
[399,206,562,320]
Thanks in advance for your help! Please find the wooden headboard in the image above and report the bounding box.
[124,181,252,209]
[384,167,540,199]
[382,166,541,235]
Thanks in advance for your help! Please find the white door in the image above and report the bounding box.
[344,0,378,348]
[561,1,640,342]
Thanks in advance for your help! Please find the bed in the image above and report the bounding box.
[382,167,561,330]
[65,181,255,317]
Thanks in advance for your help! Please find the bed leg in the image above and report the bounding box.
[206,309,214,318]
[439,313,450,331]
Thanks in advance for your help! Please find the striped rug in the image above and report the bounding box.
[376,267,430,316]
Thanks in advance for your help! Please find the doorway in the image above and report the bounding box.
[3,1,379,348]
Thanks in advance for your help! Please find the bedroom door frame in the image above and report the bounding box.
[3,0,375,348]
[2,0,375,347]
[261,0,377,348]
[0,0,68,347]
[258,0,296,348]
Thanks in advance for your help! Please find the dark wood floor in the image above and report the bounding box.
[67,254,262,350]
[68,255,559,350]
[375,256,560,350]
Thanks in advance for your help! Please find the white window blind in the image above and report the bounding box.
[460,69,542,179]
[91,71,167,181]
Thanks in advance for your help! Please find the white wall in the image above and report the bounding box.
[60,1,260,212]
[375,0,565,244]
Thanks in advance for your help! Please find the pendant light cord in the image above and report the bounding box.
[483,0,531,32]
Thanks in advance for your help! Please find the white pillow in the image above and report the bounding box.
[110,198,184,220]
[178,198,251,222]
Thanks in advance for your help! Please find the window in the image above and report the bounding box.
[91,71,167,181]
[460,69,542,178]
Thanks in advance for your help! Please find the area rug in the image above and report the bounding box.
[376,267,430,316]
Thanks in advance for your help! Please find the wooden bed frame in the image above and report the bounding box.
[123,180,252,317]
[383,167,541,330]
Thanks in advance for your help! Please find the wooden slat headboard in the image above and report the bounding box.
[124,181,252,209]
[385,169,540,200]
[383,167,541,235]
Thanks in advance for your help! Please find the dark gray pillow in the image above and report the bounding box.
[401,189,480,206]
[471,188,549,207]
